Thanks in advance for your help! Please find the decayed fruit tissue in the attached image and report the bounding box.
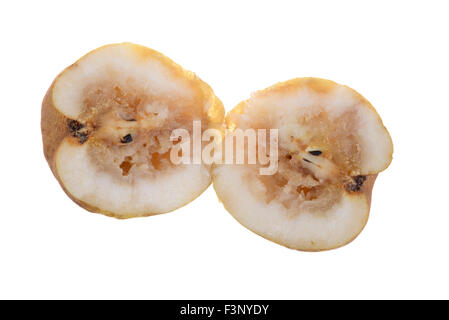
[41,43,224,218]
[212,78,393,251]
[42,44,392,251]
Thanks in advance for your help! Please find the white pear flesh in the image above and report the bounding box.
[56,140,210,217]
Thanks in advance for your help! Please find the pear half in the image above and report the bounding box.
[212,78,392,251]
[42,43,224,218]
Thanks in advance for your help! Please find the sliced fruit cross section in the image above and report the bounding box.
[42,43,224,218]
[212,78,393,251]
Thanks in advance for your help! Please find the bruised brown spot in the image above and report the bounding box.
[119,156,133,176]
[297,186,312,197]
[172,136,182,145]
[150,151,171,170]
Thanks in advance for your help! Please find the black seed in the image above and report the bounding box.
[308,150,322,156]
[120,134,133,143]
[302,158,312,163]
[286,154,292,160]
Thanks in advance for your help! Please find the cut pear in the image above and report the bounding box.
[212,78,392,251]
[42,43,224,218]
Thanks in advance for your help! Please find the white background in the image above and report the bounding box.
[1,0,448,299]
